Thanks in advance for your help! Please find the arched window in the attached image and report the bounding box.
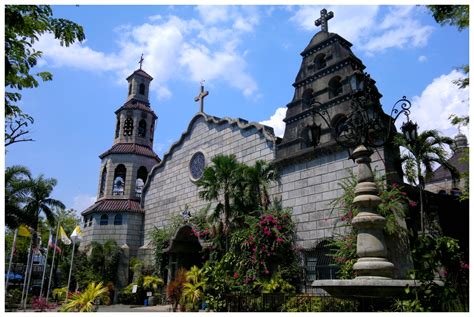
[314,53,326,70]
[138,119,147,138]
[328,76,343,98]
[150,121,155,143]
[115,117,120,139]
[114,214,123,225]
[123,117,133,136]
[128,83,132,95]
[139,83,145,95]
[302,88,314,109]
[305,241,337,284]
[100,214,108,226]
[135,166,148,198]
[99,167,107,197]
[113,164,126,195]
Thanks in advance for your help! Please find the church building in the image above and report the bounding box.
[81,10,406,289]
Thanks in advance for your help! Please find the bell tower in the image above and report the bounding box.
[81,58,161,264]
[276,9,375,161]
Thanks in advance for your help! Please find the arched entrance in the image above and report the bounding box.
[164,225,203,282]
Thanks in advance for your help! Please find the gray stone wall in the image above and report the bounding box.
[275,149,389,249]
[80,212,143,257]
[141,114,276,246]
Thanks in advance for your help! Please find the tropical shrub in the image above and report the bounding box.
[31,296,54,312]
[166,267,187,312]
[393,235,468,312]
[282,295,359,312]
[182,266,206,311]
[60,282,110,312]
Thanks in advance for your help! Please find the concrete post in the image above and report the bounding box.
[351,145,395,279]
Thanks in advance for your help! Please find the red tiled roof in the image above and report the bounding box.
[82,199,143,215]
[100,143,160,161]
[115,100,157,118]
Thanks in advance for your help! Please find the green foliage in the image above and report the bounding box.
[282,296,359,312]
[197,155,278,252]
[52,286,68,302]
[142,275,164,292]
[329,171,412,278]
[394,130,458,189]
[393,235,468,312]
[426,5,469,31]
[5,165,32,229]
[60,282,110,312]
[182,266,206,311]
[5,5,85,146]
[253,270,295,294]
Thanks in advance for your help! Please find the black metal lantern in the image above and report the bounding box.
[350,70,366,94]
[401,120,418,144]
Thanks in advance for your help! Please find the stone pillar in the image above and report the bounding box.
[351,145,395,279]
[117,244,130,295]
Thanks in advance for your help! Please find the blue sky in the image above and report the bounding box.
[5,5,469,214]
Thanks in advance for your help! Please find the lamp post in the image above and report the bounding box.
[309,70,417,279]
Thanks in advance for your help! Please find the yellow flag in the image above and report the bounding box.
[18,225,32,237]
[59,226,72,245]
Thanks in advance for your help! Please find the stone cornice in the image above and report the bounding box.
[292,57,363,88]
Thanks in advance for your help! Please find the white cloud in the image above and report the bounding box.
[34,8,260,100]
[418,55,428,62]
[289,5,434,55]
[260,107,287,138]
[71,194,96,213]
[407,70,469,138]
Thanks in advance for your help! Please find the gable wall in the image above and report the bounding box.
[142,115,275,245]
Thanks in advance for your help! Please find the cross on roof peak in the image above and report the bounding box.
[314,8,334,32]
[194,80,209,113]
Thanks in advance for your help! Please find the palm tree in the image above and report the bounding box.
[5,165,32,228]
[196,154,241,241]
[242,160,277,211]
[395,129,459,234]
[24,174,65,230]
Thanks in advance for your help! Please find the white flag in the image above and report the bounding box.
[70,226,83,243]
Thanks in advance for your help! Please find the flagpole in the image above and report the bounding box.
[39,228,52,298]
[65,240,76,303]
[46,221,60,302]
[23,231,39,310]
[20,238,33,309]
[5,228,18,291]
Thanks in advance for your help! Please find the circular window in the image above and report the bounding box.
[189,151,206,181]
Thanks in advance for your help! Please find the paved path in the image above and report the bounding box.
[97,304,173,312]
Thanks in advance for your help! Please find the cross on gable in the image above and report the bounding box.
[314,8,334,32]
[194,80,209,113]
[138,53,144,69]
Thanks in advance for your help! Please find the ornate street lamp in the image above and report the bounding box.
[309,70,418,280]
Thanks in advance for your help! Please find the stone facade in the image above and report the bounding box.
[141,113,277,246]
[81,212,143,257]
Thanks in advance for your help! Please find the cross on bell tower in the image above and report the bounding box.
[138,53,144,69]
[194,80,209,113]
[314,8,334,32]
